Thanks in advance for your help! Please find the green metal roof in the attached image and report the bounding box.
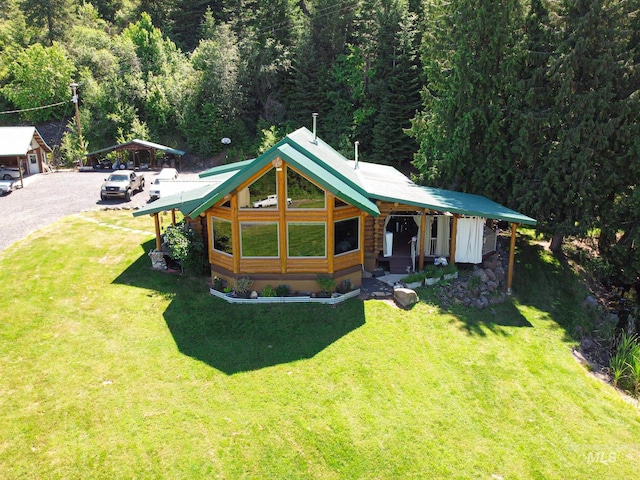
[199,159,254,177]
[187,136,379,218]
[418,187,537,225]
[351,160,536,225]
[86,139,185,157]
[266,143,378,216]
[132,126,536,226]
[132,171,238,217]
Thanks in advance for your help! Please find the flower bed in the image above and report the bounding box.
[209,287,361,305]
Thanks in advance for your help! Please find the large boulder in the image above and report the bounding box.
[394,287,419,308]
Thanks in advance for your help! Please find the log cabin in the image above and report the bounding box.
[133,127,536,294]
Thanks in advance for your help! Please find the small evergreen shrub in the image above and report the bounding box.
[316,274,336,294]
[212,276,227,292]
[262,284,276,297]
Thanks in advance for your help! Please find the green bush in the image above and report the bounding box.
[609,332,640,396]
[401,271,426,284]
[261,284,276,297]
[234,277,254,296]
[424,264,444,279]
[164,221,207,275]
[212,276,227,292]
[316,274,336,294]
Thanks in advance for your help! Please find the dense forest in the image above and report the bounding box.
[1,0,639,290]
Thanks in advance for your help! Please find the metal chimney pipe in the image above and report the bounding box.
[354,141,360,169]
[312,112,318,144]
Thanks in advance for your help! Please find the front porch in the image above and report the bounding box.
[372,213,500,274]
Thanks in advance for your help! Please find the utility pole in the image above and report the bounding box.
[70,82,84,166]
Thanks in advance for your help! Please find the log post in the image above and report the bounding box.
[450,215,458,264]
[171,208,176,225]
[153,213,162,251]
[327,194,335,274]
[506,223,518,294]
[419,210,427,270]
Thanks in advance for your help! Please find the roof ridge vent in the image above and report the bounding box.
[312,112,318,144]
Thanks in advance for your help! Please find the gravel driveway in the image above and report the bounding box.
[0,170,163,253]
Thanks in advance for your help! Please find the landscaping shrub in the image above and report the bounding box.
[609,332,640,396]
[401,272,426,284]
[316,274,336,294]
[234,276,254,297]
[164,221,207,275]
[261,284,276,297]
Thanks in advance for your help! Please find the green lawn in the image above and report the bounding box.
[1,211,639,478]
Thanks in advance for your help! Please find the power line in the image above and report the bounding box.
[0,100,70,115]
[256,0,360,35]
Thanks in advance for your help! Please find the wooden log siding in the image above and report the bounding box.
[369,201,424,256]
[204,159,365,282]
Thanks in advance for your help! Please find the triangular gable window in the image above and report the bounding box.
[286,167,325,209]
[240,168,278,209]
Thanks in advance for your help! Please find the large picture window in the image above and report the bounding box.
[240,168,278,209]
[240,222,279,257]
[334,217,359,255]
[212,217,233,255]
[288,223,326,257]
[286,168,325,209]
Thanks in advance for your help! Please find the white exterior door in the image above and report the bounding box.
[28,153,40,174]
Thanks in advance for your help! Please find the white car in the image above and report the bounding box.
[0,165,22,180]
[149,168,179,200]
[253,194,292,208]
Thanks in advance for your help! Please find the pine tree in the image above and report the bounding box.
[370,0,422,167]
[410,0,523,199]
[528,0,638,251]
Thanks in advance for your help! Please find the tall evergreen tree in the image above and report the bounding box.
[21,0,73,45]
[519,0,639,252]
[286,0,358,142]
[169,0,223,51]
[369,0,422,167]
[410,0,523,198]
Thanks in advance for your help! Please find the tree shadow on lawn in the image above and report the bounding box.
[431,235,585,340]
[114,240,366,375]
[439,301,533,337]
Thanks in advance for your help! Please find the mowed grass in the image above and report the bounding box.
[1,211,639,478]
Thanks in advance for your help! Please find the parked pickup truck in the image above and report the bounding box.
[252,194,292,208]
[100,170,145,201]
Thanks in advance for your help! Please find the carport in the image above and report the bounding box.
[84,139,185,170]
